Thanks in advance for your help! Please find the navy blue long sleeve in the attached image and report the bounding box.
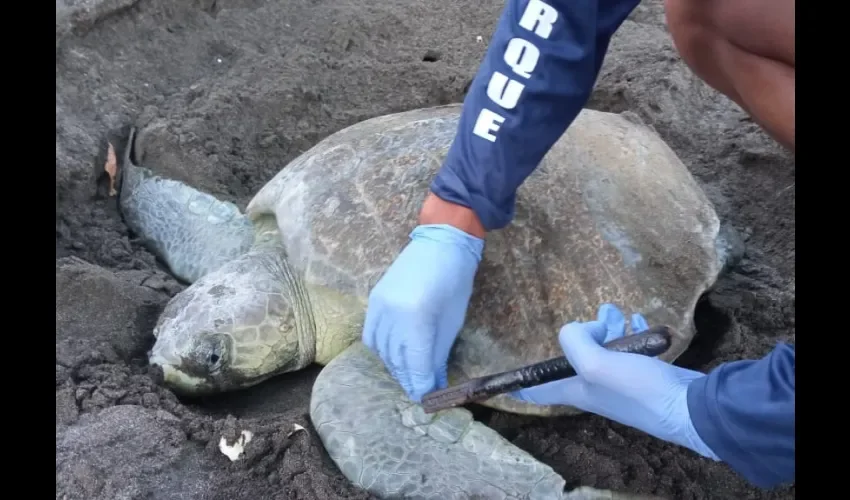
[688,343,796,488]
[431,0,641,230]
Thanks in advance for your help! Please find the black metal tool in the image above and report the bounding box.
[420,325,673,414]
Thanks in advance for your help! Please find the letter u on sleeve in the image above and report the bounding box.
[430,0,641,231]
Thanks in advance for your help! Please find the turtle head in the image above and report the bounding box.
[148,251,316,396]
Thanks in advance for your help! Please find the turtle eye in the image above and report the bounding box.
[202,334,228,373]
[207,345,222,371]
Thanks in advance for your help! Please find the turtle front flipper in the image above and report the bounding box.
[310,342,664,500]
[118,127,255,283]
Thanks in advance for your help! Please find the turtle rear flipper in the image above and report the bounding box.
[118,127,255,284]
[310,342,664,500]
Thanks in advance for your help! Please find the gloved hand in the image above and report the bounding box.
[363,223,484,402]
[513,303,719,459]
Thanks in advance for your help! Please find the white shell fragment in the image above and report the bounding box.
[287,423,306,438]
[218,430,254,462]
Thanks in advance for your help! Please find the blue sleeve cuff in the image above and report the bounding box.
[687,343,795,489]
[430,166,513,232]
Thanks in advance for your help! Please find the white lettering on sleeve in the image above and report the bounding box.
[486,71,525,109]
[469,0,556,143]
[518,0,558,39]
[473,108,506,142]
[503,38,540,79]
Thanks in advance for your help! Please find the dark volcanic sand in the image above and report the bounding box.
[56,0,795,498]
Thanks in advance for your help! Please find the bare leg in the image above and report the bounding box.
[664,0,795,152]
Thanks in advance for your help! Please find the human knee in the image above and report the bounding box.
[665,0,794,67]
[663,0,713,68]
[662,0,743,103]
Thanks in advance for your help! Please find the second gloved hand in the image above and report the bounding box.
[513,303,719,459]
[362,223,484,402]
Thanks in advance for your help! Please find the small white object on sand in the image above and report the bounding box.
[287,423,306,438]
[218,430,254,462]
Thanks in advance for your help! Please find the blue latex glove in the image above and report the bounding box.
[363,223,484,402]
[514,303,719,459]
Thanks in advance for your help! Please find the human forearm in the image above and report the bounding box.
[418,193,487,239]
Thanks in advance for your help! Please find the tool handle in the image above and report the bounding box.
[474,325,672,398]
[420,325,673,413]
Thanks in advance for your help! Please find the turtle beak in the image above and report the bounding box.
[149,354,208,393]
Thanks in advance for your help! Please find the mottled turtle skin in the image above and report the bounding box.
[121,105,741,500]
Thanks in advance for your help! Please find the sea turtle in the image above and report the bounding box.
[119,104,742,500]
